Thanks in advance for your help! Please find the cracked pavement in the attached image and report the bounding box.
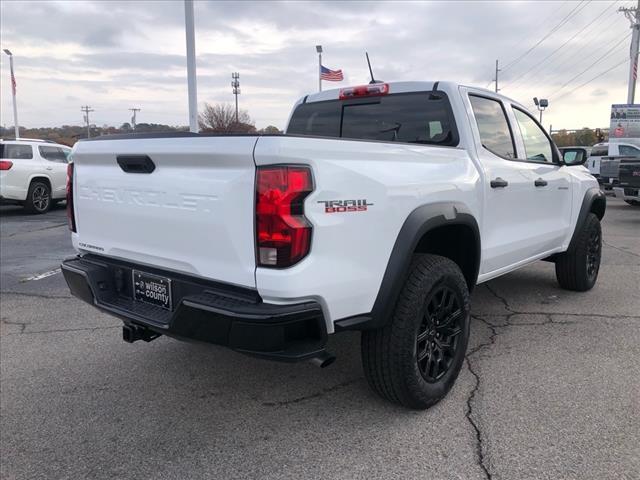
[1,199,639,480]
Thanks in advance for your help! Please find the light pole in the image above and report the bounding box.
[316,45,323,92]
[533,97,548,124]
[3,49,19,139]
[231,72,240,123]
[184,0,198,133]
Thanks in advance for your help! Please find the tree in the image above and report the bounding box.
[551,127,608,147]
[198,102,256,133]
[259,125,282,134]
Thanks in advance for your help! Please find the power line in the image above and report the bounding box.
[508,21,631,99]
[521,15,632,92]
[502,0,570,58]
[502,0,591,71]
[547,33,630,99]
[484,0,571,87]
[504,1,620,89]
[552,57,628,103]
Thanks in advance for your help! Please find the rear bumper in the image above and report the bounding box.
[0,183,27,202]
[614,186,640,201]
[61,255,328,362]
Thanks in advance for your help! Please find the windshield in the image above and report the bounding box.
[287,92,459,147]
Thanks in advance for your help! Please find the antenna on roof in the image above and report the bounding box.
[366,52,379,84]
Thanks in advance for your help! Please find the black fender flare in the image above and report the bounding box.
[568,187,605,251]
[334,202,480,331]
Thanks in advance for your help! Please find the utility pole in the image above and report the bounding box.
[3,49,19,138]
[129,108,140,130]
[184,0,198,133]
[494,59,500,93]
[231,72,240,123]
[81,105,94,138]
[620,1,640,104]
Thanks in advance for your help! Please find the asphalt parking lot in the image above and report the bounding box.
[1,198,638,480]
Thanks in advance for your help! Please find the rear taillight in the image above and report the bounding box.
[256,165,313,268]
[339,83,389,100]
[66,163,76,232]
[0,160,13,170]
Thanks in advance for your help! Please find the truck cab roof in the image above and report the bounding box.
[300,80,530,111]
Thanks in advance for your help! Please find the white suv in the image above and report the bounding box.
[0,138,71,214]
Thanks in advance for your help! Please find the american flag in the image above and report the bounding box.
[320,65,343,82]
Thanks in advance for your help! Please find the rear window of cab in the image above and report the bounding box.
[287,91,459,147]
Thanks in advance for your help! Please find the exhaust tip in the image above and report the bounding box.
[308,351,336,368]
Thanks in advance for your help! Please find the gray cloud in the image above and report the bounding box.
[0,0,626,129]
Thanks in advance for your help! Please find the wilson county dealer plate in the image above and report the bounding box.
[132,270,173,310]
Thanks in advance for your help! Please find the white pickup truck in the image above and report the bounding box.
[62,81,605,409]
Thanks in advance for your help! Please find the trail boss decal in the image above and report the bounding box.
[318,199,373,213]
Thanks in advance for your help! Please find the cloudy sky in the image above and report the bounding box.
[0,0,631,131]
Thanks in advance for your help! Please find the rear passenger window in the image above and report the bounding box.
[0,144,33,159]
[469,95,515,159]
[39,146,68,163]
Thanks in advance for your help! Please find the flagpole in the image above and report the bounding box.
[184,0,198,133]
[3,49,19,139]
[316,45,323,92]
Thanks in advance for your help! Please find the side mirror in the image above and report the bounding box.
[562,148,587,166]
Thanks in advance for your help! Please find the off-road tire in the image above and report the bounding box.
[555,213,601,291]
[361,254,471,409]
[24,180,51,214]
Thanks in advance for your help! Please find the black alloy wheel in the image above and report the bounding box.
[416,286,463,382]
[586,227,601,281]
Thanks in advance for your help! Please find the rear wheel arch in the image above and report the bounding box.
[569,187,605,250]
[338,203,480,331]
[28,175,52,191]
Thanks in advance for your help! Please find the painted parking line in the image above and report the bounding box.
[21,268,62,282]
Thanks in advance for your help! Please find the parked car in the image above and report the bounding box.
[0,138,71,213]
[61,81,605,409]
[594,142,640,191]
[614,157,640,206]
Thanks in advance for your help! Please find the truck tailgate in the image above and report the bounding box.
[72,136,258,288]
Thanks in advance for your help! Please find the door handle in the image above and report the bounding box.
[490,177,509,188]
[534,178,548,187]
[46,166,53,170]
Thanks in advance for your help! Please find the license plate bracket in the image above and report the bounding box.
[132,270,173,311]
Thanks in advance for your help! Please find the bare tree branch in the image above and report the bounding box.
[198,102,256,133]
